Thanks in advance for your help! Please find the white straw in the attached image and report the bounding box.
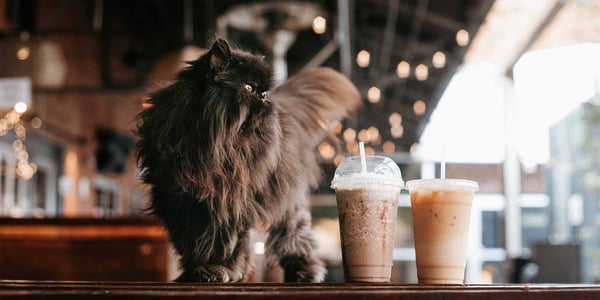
[440,145,446,179]
[359,141,367,174]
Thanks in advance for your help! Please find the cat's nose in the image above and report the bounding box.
[261,92,269,103]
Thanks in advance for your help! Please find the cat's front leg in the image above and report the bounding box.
[176,229,251,283]
[266,209,326,282]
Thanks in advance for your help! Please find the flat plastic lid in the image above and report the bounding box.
[331,156,404,189]
[405,178,479,191]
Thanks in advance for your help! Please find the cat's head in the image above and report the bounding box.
[200,39,272,107]
[207,39,272,102]
[174,38,276,135]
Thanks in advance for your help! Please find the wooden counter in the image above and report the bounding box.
[0,217,170,281]
[1,281,600,299]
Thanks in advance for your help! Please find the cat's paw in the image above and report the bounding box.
[280,255,327,282]
[196,265,244,283]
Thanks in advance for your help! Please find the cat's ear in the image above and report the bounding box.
[209,38,232,71]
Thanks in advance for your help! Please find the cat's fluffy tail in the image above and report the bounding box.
[271,67,362,146]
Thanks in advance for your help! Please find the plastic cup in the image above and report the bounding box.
[406,178,479,284]
[331,156,404,283]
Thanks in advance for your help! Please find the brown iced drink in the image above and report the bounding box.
[331,155,404,283]
[336,187,399,282]
[407,179,478,284]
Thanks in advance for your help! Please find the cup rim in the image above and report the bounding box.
[331,175,405,189]
[331,155,404,189]
[405,178,479,191]
[345,155,393,161]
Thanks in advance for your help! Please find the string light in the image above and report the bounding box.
[30,117,42,129]
[396,61,410,78]
[356,50,370,68]
[318,142,335,160]
[367,126,379,142]
[413,99,427,116]
[383,141,396,154]
[371,134,382,146]
[343,128,356,142]
[17,31,31,61]
[346,141,359,154]
[330,120,342,134]
[432,51,446,68]
[367,86,381,103]
[388,112,402,126]
[20,31,30,42]
[358,129,369,142]
[456,29,470,46]
[312,16,327,34]
[415,64,428,81]
[0,103,36,180]
[16,47,30,61]
[14,102,27,113]
[390,125,404,138]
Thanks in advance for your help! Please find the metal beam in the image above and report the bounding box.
[302,39,339,69]
[396,1,462,32]
[183,0,194,43]
[385,0,428,111]
[337,0,353,78]
[375,0,400,80]
[402,0,429,65]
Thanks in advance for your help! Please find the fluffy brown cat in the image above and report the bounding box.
[136,38,361,282]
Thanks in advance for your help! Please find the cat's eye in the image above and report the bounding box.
[244,83,254,93]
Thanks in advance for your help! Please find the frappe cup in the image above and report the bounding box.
[330,156,404,283]
[406,178,479,284]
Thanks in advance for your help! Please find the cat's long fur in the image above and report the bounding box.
[136,38,361,282]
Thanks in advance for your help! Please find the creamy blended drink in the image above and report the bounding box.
[406,179,478,284]
[331,156,404,282]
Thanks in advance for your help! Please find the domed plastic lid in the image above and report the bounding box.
[330,156,404,190]
[405,178,479,192]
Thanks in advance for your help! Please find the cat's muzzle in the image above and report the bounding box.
[260,92,270,104]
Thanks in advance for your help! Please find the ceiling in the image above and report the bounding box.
[0,0,495,154]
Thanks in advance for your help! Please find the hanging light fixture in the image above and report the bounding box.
[356,50,370,68]
[415,64,428,81]
[388,112,402,126]
[318,142,335,160]
[456,29,470,46]
[343,128,356,142]
[413,99,427,115]
[367,86,381,103]
[432,51,446,68]
[383,141,396,154]
[312,16,327,34]
[390,125,404,138]
[396,61,410,78]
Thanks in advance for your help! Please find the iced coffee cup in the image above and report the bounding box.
[406,178,478,284]
[331,156,404,283]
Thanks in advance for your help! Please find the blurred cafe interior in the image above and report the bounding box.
[0,0,599,284]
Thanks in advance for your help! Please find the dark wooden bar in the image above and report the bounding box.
[1,281,600,299]
[0,218,170,281]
